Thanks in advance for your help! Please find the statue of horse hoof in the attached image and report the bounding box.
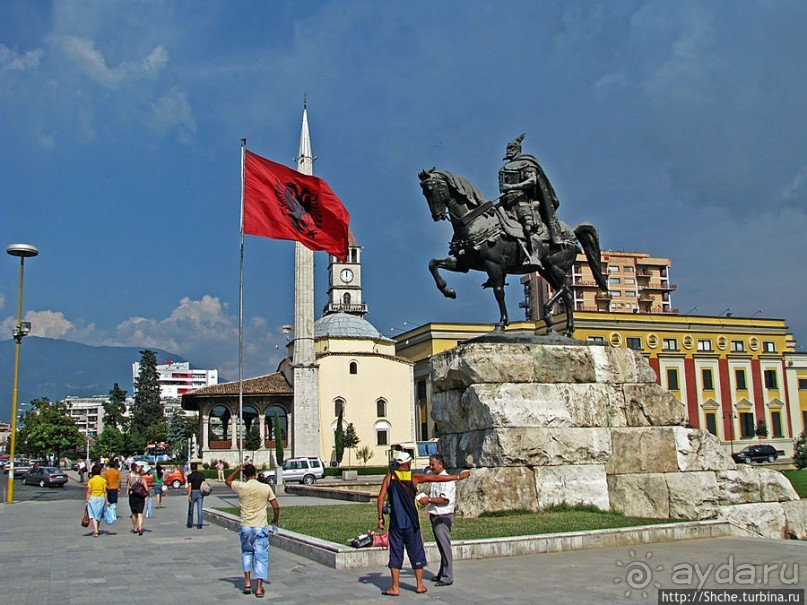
[444,289,456,299]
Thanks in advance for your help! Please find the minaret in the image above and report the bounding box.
[291,102,320,457]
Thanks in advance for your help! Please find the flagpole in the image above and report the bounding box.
[239,138,246,469]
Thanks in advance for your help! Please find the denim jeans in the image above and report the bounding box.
[239,526,270,580]
[187,490,204,526]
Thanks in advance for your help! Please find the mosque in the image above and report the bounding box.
[182,107,415,467]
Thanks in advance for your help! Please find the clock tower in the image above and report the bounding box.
[324,230,367,318]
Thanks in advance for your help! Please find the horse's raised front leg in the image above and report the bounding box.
[429,256,460,299]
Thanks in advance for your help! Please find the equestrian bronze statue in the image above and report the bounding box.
[419,135,608,336]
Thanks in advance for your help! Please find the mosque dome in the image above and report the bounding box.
[314,312,392,342]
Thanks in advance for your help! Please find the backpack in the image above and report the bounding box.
[200,480,213,496]
[350,532,373,548]
[129,478,148,498]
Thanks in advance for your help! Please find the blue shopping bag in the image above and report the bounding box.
[105,503,117,525]
[145,497,153,518]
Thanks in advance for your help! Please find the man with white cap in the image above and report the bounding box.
[376,450,470,596]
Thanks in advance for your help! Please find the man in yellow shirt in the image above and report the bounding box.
[226,463,280,598]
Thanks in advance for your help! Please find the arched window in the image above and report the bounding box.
[374,420,391,446]
[349,361,358,375]
[208,405,232,448]
[343,292,351,306]
[334,398,345,417]
[376,398,387,418]
[264,405,288,443]
[240,405,259,442]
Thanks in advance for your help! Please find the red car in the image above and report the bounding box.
[162,466,186,489]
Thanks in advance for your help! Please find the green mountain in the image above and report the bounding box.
[0,337,186,422]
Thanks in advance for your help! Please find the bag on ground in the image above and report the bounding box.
[81,506,90,528]
[145,497,153,518]
[200,480,213,496]
[104,503,117,525]
[349,532,373,548]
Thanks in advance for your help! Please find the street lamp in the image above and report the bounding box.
[6,243,38,504]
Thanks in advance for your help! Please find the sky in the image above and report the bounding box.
[1,1,806,387]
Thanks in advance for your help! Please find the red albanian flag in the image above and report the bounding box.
[243,150,350,260]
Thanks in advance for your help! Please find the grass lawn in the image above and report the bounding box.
[218,503,680,545]
[783,470,807,498]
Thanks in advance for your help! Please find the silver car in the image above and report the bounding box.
[258,457,326,485]
[23,466,68,488]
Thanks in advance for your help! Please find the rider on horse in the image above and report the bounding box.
[498,134,563,267]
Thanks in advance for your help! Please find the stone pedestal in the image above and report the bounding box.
[431,338,803,539]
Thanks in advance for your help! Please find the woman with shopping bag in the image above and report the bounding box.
[85,464,108,538]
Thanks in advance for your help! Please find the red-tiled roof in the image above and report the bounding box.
[181,372,292,410]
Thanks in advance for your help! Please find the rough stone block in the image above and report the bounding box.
[607,473,670,518]
[531,345,597,384]
[431,343,535,392]
[782,500,807,539]
[716,502,787,539]
[673,427,736,472]
[606,428,679,474]
[665,471,719,519]
[590,346,657,384]
[453,466,538,518]
[534,464,610,511]
[432,382,627,434]
[622,383,687,427]
[439,427,612,468]
[716,466,764,505]
[754,468,800,502]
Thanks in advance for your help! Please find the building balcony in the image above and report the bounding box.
[323,302,368,315]
[571,280,600,288]
[640,282,677,291]
[595,291,613,300]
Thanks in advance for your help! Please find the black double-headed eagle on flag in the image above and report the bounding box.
[276,181,323,237]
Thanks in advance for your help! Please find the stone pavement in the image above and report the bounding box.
[1,495,805,605]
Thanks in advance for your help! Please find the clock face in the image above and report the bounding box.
[340,268,354,283]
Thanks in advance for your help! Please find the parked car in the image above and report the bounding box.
[257,457,326,485]
[23,466,68,488]
[731,444,785,464]
[3,458,32,478]
[162,466,186,489]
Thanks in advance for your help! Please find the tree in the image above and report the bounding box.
[355,444,374,466]
[104,383,128,431]
[17,398,84,463]
[92,426,127,460]
[273,410,284,466]
[794,433,807,470]
[344,423,360,469]
[334,408,345,465]
[130,349,166,449]
[167,410,187,458]
[245,422,262,460]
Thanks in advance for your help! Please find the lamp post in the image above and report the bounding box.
[6,243,38,504]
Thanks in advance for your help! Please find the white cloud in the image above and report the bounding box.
[0,44,43,73]
[781,165,807,201]
[0,309,95,340]
[147,86,197,144]
[58,36,168,88]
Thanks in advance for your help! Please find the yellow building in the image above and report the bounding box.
[394,313,803,457]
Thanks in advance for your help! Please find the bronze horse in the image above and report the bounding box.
[419,168,608,336]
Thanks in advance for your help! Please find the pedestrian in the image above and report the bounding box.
[103,459,121,510]
[422,454,461,586]
[85,464,108,538]
[225,463,280,598]
[126,463,147,535]
[78,459,87,483]
[153,464,164,508]
[186,462,206,529]
[216,459,225,481]
[376,452,470,596]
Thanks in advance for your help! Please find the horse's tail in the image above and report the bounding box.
[574,222,609,292]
